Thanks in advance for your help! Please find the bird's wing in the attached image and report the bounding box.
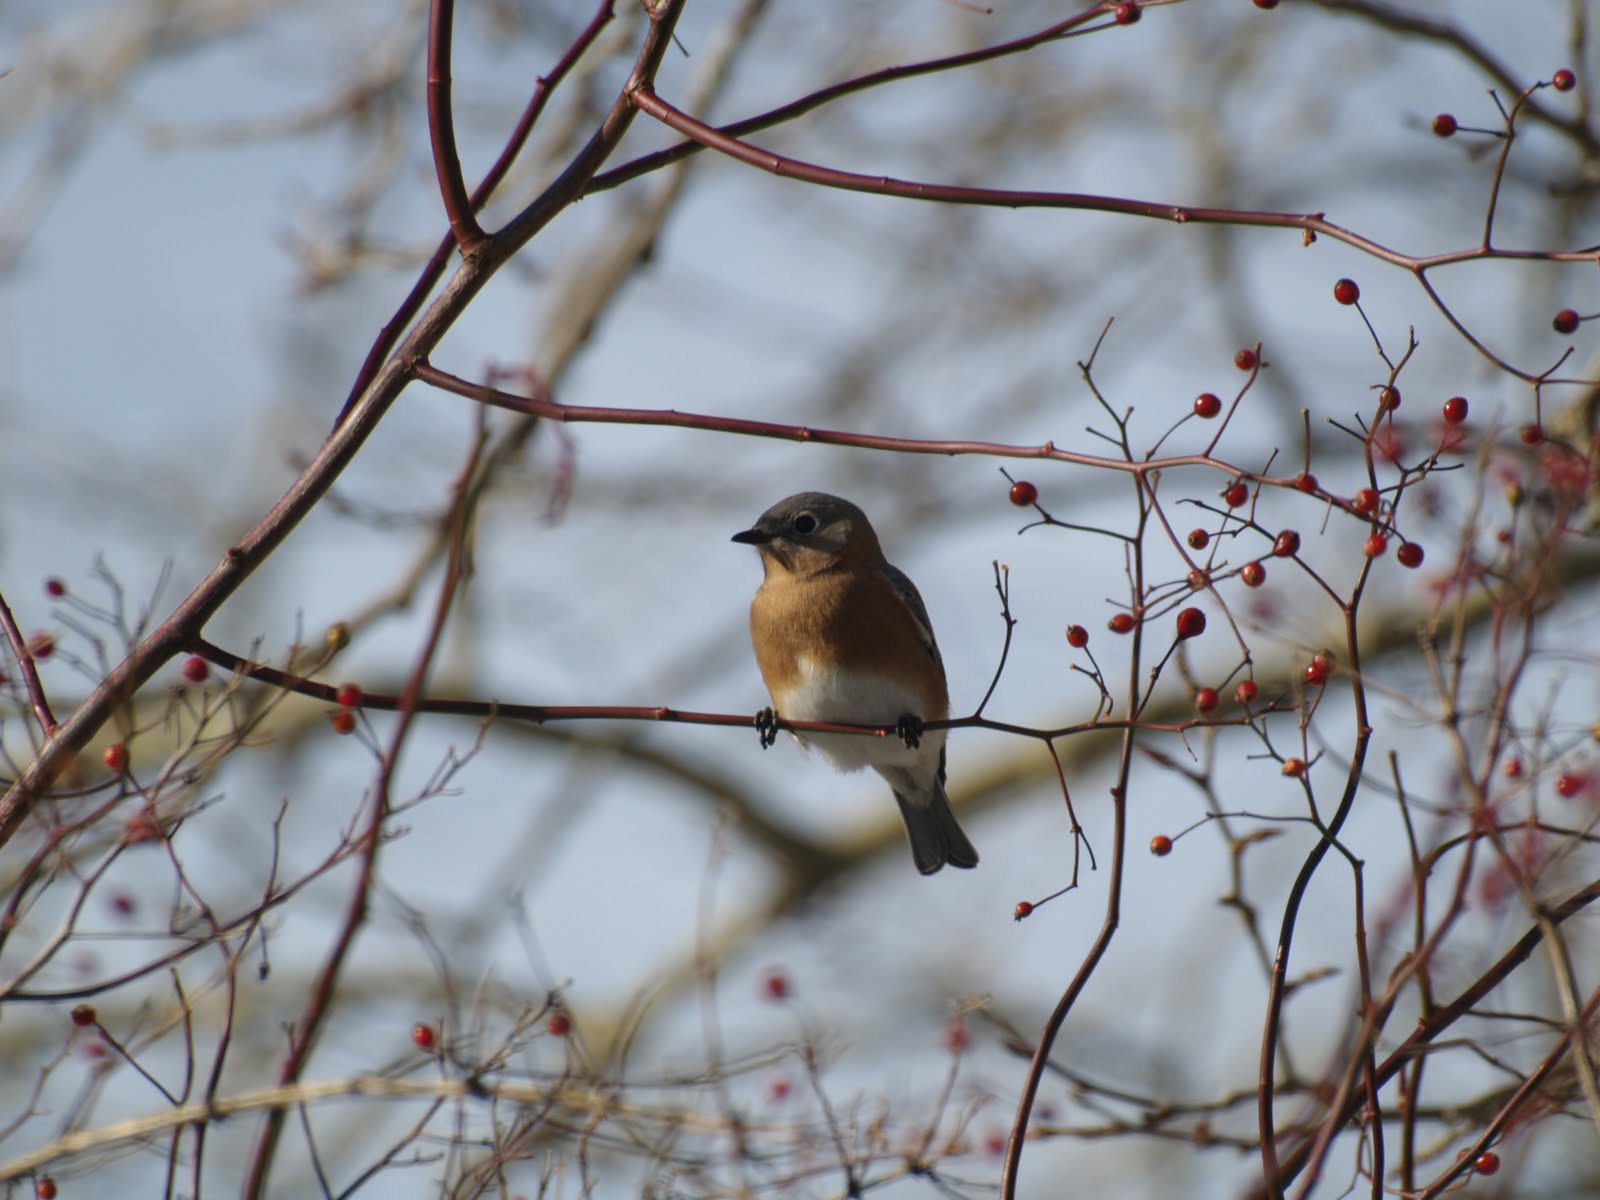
[880,564,943,669]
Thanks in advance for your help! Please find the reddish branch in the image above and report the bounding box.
[424,0,484,249]
[0,0,685,852]
[185,635,1249,746]
[242,426,486,1196]
[1001,380,1153,1200]
[625,87,1600,387]
[1256,570,1379,1195]
[1250,873,1600,1198]
[0,590,56,734]
[584,2,1107,197]
[1309,0,1596,152]
[585,0,1597,207]
[628,86,1600,275]
[414,360,1260,477]
[338,0,614,426]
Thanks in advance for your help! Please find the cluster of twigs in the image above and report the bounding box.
[2,0,1599,1197]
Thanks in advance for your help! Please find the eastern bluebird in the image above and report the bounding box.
[732,492,979,875]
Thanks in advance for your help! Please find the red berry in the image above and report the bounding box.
[28,632,54,660]
[180,656,209,684]
[945,1019,970,1053]
[1378,386,1401,412]
[1187,568,1209,591]
[102,743,127,772]
[70,1004,96,1027]
[1273,530,1301,558]
[1013,900,1034,921]
[44,578,66,598]
[1312,649,1336,674]
[1364,533,1388,557]
[1305,662,1329,686]
[1187,528,1210,550]
[1195,687,1219,713]
[1008,480,1038,507]
[35,1178,57,1200]
[1352,487,1379,515]
[1520,422,1544,445]
[1113,1,1139,24]
[1282,758,1306,777]
[1555,773,1587,799]
[1295,472,1318,493]
[1475,1151,1500,1175]
[335,684,363,709]
[1503,757,1524,779]
[1066,624,1089,648]
[761,968,790,1002]
[1332,278,1359,305]
[1253,0,1278,7]
[1234,348,1258,371]
[767,1075,791,1102]
[1149,834,1173,856]
[1108,612,1136,635]
[546,1009,572,1037]
[1442,396,1468,424]
[1235,679,1259,705]
[1224,481,1249,508]
[1396,542,1424,568]
[330,710,356,735]
[1553,308,1580,334]
[984,1131,1007,1157]
[1241,561,1266,588]
[123,812,162,846]
[1432,113,1457,137]
[1193,392,1222,419]
[1553,69,1576,92]
[1175,607,1207,639]
[411,1022,436,1050]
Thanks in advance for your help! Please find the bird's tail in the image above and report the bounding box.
[887,773,979,875]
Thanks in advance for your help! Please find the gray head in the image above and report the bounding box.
[731,492,885,572]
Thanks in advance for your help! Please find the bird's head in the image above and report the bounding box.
[732,492,884,575]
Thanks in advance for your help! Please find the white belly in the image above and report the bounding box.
[777,658,944,773]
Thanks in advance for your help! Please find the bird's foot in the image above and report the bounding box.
[755,707,780,749]
[895,713,924,750]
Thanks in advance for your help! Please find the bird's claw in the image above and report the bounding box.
[895,713,924,749]
[755,707,780,749]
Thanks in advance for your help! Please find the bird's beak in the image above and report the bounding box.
[731,527,771,545]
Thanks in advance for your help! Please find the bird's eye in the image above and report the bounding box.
[792,513,818,535]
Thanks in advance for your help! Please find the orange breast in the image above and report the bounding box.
[748,567,947,720]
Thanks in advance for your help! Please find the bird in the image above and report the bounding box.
[732,492,978,875]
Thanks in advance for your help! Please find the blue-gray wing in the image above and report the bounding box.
[880,564,943,670]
